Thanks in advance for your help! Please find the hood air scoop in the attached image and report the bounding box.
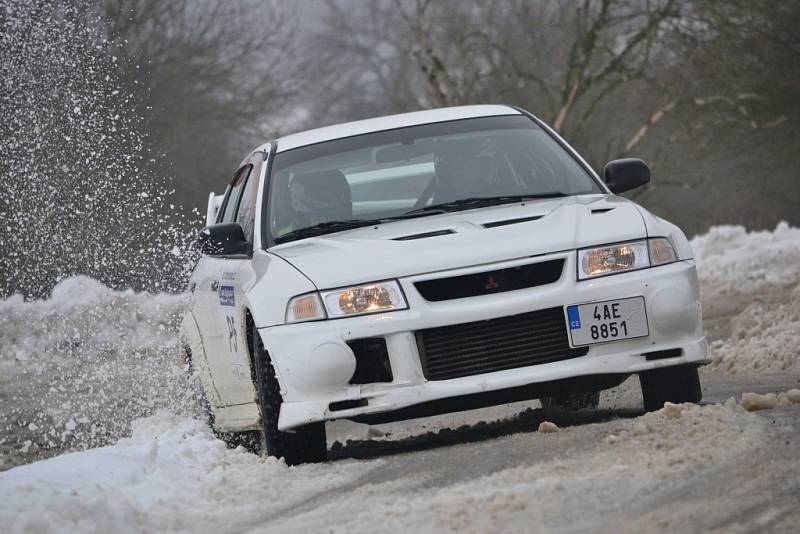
[482,215,543,228]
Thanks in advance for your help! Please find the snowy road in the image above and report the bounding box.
[1,223,799,533]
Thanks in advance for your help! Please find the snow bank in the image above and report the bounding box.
[707,283,800,374]
[690,221,800,293]
[690,222,800,374]
[0,276,190,470]
[0,411,377,534]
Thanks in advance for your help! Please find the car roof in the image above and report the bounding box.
[263,104,521,154]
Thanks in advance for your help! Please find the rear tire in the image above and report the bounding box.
[541,390,600,411]
[184,344,261,453]
[183,344,214,426]
[639,365,702,412]
[251,327,327,465]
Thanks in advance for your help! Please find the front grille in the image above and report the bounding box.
[414,259,564,302]
[416,307,588,381]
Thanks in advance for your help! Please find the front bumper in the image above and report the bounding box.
[259,252,707,430]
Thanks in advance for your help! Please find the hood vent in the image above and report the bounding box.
[393,229,455,241]
[482,215,543,228]
[591,208,615,214]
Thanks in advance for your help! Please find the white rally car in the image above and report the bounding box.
[181,105,707,465]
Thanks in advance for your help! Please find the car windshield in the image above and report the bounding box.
[267,114,602,244]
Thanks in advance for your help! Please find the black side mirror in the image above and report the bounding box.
[603,158,651,194]
[197,223,248,256]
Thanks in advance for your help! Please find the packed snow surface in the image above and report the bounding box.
[0,412,378,534]
[0,404,770,533]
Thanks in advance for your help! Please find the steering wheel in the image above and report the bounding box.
[411,176,439,210]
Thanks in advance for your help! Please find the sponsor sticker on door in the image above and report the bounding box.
[219,285,235,307]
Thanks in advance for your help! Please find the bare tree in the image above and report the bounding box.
[309,0,798,235]
[100,0,306,211]
[311,1,690,157]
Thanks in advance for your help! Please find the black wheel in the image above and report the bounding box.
[251,327,327,465]
[541,390,600,411]
[639,364,702,412]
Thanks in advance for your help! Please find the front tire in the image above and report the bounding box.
[252,327,327,465]
[639,365,702,412]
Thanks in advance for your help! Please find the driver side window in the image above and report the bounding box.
[235,161,260,243]
[218,165,252,223]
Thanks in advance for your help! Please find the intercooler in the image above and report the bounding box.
[416,306,589,381]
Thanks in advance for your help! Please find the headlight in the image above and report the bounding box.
[286,280,408,323]
[321,280,407,318]
[577,238,677,280]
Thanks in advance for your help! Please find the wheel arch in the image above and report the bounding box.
[243,308,292,402]
[243,308,259,389]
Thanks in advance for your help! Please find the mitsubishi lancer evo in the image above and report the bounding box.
[181,105,707,465]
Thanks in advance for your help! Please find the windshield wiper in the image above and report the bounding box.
[274,219,382,244]
[378,209,448,221]
[403,192,568,215]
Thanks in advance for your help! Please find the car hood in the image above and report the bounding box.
[269,195,647,289]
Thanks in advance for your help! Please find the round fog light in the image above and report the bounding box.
[305,343,357,386]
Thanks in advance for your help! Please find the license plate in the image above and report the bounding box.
[565,297,648,347]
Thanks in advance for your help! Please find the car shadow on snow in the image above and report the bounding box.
[327,406,645,461]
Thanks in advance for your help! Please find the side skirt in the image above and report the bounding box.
[213,402,260,433]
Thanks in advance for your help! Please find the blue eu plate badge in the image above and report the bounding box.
[567,305,581,330]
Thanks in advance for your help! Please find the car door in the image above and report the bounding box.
[187,243,225,405]
[188,184,236,400]
[207,156,264,406]
[197,164,253,405]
